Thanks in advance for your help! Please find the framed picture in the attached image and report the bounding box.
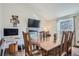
[57,18,74,33]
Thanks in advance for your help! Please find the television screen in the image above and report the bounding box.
[28,18,40,28]
[4,28,18,36]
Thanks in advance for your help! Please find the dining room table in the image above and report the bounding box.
[31,39,61,55]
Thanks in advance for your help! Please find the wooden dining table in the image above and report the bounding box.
[31,39,61,55]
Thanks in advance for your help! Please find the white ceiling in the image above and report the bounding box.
[2,3,79,20]
[28,3,79,20]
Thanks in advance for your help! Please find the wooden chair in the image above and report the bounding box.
[46,31,51,40]
[22,32,41,56]
[39,31,46,41]
[60,31,69,56]
[9,42,18,55]
[50,32,67,56]
[54,33,57,42]
[39,31,50,41]
[0,39,6,56]
[0,40,2,46]
[0,40,2,56]
[67,31,73,56]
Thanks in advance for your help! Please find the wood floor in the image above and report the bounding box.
[4,47,79,56]
[72,47,79,56]
[4,50,25,56]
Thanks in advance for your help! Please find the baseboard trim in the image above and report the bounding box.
[73,45,79,48]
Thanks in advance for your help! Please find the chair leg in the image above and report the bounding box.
[68,51,71,56]
[41,49,46,56]
[67,49,72,56]
[21,45,23,51]
[1,49,5,56]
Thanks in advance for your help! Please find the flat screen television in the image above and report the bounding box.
[28,18,40,28]
[4,28,18,36]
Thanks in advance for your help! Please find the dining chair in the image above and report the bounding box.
[0,40,2,56]
[22,32,41,56]
[39,31,45,41]
[9,42,18,55]
[0,39,6,56]
[46,31,51,40]
[60,31,69,56]
[67,31,73,56]
[0,40,2,46]
[54,33,57,42]
[39,31,50,41]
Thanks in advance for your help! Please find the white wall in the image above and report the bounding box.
[2,4,41,37]
[0,4,2,40]
[1,4,55,40]
[75,16,79,46]
[3,4,34,32]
